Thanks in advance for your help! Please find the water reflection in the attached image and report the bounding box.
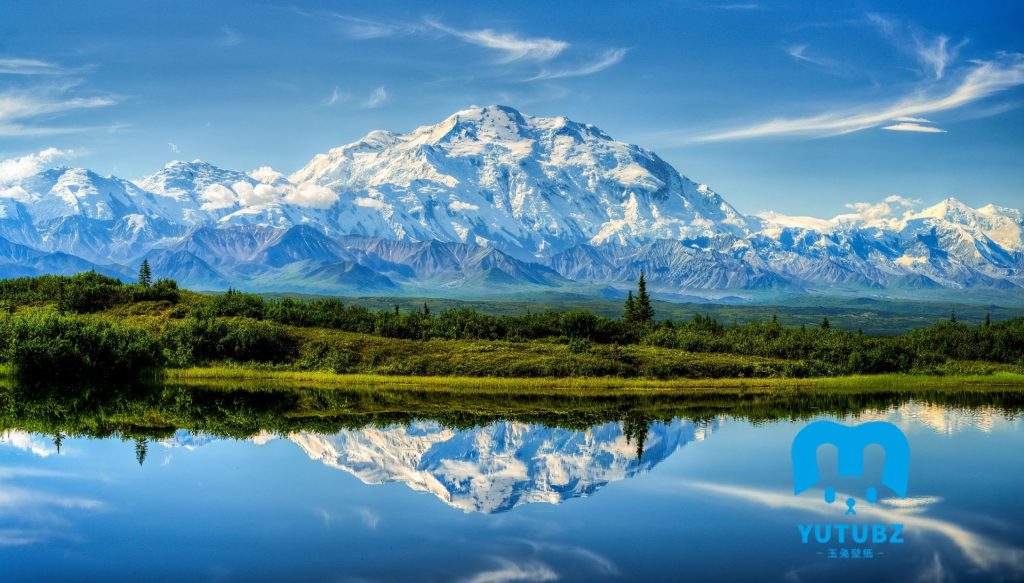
[2,382,1024,581]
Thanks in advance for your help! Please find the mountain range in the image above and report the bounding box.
[157,418,715,514]
[1,104,1021,296]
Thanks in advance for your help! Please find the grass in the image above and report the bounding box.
[164,367,1024,395]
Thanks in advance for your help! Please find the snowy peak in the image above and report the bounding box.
[286,419,714,514]
[290,104,751,258]
[135,160,252,200]
[0,105,1021,293]
[911,197,1024,251]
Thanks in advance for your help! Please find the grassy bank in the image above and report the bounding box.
[163,367,1024,394]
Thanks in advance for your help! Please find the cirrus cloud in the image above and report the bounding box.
[688,52,1024,142]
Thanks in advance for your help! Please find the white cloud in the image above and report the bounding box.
[249,166,286,184]
[233,181,283,206]
[882,122,946,133]
[354,506,379,529]
[221,25,242,46]
[0,58,64,75]
[427,19,568,62]
[449,201,480,212]
[892,116,932,122]
[867,13,965,80]
[785,45,836,69]
[285,182,338,208]
[168,142,180,154]
[354,197,385,209]
[0,430,58,457]
[324,86,349,106]
[318,13,416,40]
[758,195,923,232]
[363,86,388,108]
[199,184,236,210]
[0,147,73,184]
[460,559,558,583]
[683,480,1024,574]
[0,185,31,202]
[836,194,922,226]
[531,48,629,80]
[690,53,1024,142]
[0,85,120,137]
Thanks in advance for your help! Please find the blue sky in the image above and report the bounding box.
[1,0,1022,217]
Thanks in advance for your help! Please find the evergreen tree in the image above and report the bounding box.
[138,259,152,287]
[394,304,400,316]
[821,316,830,330]
[135,437,148,466]
[985,312,992,327]
[624,291,636,322]
[950,310,957,323]
[423,302,430,316]
[634,272,655,323]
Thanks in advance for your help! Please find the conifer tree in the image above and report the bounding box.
[624,291,636,321]
[821,316,830,330]
[634,272,655,323]
[423,302,430,316]
[138,259,152,287]
[135,437,148,466]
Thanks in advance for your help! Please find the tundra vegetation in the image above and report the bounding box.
[0,270,1021,383]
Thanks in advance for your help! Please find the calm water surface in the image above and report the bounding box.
[1,387,1022,582]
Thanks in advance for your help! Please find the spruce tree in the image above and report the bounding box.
[634,272,655,323]
[624,291,636,321]
[135,438,148,466]
[821,316,830,330]
[423,302,430,316]
[138,259,152,287]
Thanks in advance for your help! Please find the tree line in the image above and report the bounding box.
[0,270,1021,382]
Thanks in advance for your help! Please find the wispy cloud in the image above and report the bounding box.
[532,48,630,80]
[221,25,242,47]
[708,3,760,10]
[893,115,932,122]
[0,57,66,75]
[0,84,121,137]
[167,142,180,154]
[868,13,966,80]
[689,53,1024,142]
[363,86,388,108]
[882,121,946,133]
[682,481,1024,574]
[324,86,349,106]
[427,19,568,63]
[300,13,624,81]
[354,506,380,529]
[459,558,558,583]
[325,13,418,40]
[785,45,836,69]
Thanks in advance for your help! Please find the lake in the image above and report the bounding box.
[0,383,1022,582]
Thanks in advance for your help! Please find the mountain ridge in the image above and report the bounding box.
[0,105,1020,294]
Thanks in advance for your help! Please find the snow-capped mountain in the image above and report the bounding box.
[147,418,714,513]
[0,105,1020,293]
[286,418,713,513]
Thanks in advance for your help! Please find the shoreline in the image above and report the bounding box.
[162,367,1024,394]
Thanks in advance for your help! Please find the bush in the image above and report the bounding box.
[0,311,160,382]
[160,317,296,367]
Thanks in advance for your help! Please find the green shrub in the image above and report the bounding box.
[0,311,160,382]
